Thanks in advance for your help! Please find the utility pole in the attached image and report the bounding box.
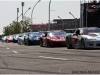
[58,16,64,30]
[69,12,76,28]
[31,0,41,25]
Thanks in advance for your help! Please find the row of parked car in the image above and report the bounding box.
[2,27,100,49]
[1,30,68,47]
[2,31,44,45]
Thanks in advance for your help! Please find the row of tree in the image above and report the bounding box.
[3,16,32,36]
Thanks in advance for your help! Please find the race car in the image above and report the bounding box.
[2,36,7,42]
[40,30,67,47]
[13,34,19,43]
[66,27,100,49]
[6,35,13,43]
[24,32,44,45]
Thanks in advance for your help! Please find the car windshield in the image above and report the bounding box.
[14,35,19,38]
[8,36,13,38]
[16,35,19,38]
[64,29,76,33]
[50,31,66,36]
[30,32,44,36]
[83,28,100,34]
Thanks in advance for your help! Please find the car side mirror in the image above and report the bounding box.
[42,35,45,37]
[19,35,22,37]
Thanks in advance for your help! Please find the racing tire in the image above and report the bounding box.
[18,40,21,45]
[26,40,30,46]
[45,40,51,48]
[2,40,4,43]
[80,38,86,49]
[17,42,19,45]
[66,37,72,49]
[47,43,51,48]
[40,40,43,47]
[6,40,9,43]
[24,39,27,45]
[13,40,15,43]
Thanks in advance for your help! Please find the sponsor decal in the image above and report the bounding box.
[96,35,100,38]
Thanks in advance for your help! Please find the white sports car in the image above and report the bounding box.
[66,27,100,49]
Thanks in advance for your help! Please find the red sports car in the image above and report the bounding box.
[6,36,13,43]
[40,30,67,47]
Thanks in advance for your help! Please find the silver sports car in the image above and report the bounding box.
[66,27,100,49]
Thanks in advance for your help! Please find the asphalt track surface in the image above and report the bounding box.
[0,42,100,74]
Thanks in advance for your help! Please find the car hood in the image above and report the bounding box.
[13,37,18,40]
[82,33,100,40]
[50,36,66,39]
[7,38,13,40]
[31,35,40,38]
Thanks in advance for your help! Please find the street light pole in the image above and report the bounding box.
[69,12,76,28]
[14,14,22,21]
[21,2,24,26]
[31,0,41,25]
[48,0,51,31]
[14,7,31,21]
[24,7,31,16]
[17,8,19,22]
[69,12,75,19]
[23,7,31,30]
[58,16,64,30]
[23,7,31,20]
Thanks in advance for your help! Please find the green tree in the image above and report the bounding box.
[12,21,21,34]
[3,26,11,35]
[3,16,31,35]
[20,16,32,33]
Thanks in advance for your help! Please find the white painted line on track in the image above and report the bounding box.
[7,48,10,49]
[38,56,68,61]
[2,46,4,47]
[12,50,18,53]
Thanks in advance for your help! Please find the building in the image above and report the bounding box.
[30,19,80,31]
[30,24,47,31]
[53,19,80,29]
[81,0,100,27]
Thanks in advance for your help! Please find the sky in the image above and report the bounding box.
[0,0,98,34]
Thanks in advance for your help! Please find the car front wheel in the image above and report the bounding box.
[66,37,72,49]
[80,38,86,49]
